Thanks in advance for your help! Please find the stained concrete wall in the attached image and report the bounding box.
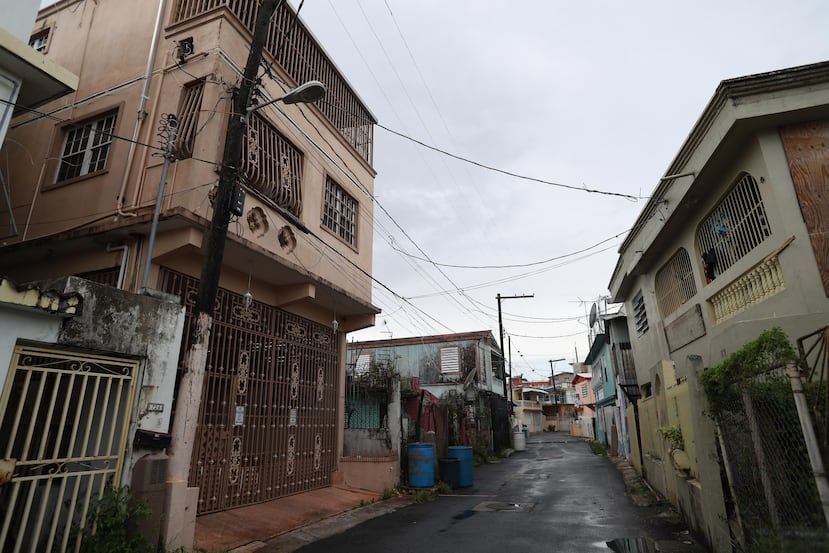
[41,276,185,485]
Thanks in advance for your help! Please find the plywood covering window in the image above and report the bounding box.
[632,290,648,336]
[696,173,770,283]
[439,346,460,374]
[174,80,205,160]
[57,112,117,182]
[242,113,303,216]
[322,176,357,247]
[655,248,697,317]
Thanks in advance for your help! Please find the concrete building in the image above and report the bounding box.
[347,331,510,454]
[608,61,829,552]
[0,0,378,550]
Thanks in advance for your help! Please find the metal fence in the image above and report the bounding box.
[715,365,827,549]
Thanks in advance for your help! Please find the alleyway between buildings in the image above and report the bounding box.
[215,432,710,553]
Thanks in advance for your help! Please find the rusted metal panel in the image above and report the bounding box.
[780,121,829,297]
[664,303,706,352]
[161,269,338,515]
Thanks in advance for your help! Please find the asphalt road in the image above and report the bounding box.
[266,433,710,553]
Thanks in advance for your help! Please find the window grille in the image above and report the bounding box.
[57,112,117,182]
[439,346,460,374]
[581,383,588,397]
[29,29,49,53]
[632,290,649,336]
[175,80,205,159]
[322,176,357,246]
[696,173,770,283]
[655,248,697,317]
[241,113,303,216]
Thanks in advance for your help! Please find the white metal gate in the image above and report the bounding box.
[0,345,138,553]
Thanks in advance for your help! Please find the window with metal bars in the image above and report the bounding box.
[28,29,49,53]
[174,80,205,159]
[57,111,117,182]
[241,113,303,216]
[655,248,697,317]
[696,173,770,283]
[322,176,357,247]
[632,290,649,336]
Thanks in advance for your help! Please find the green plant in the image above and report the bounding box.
[657,424,685,451]
[381,487,395,500]
[435,481,452,495]
[700,327,798,419]
[588,440,608,456]
[77,485,153,553]
[414,489,434,503]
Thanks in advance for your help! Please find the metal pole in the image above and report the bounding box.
[786,361,829,526]
[496,293,534,404]
[141,114,178,290]
[497,293,506,399]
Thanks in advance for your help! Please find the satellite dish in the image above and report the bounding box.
[589,303,598,328]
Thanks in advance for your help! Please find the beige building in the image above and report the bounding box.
[609,61,829,552]
[0,0,378,549]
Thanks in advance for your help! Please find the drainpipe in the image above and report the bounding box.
[115,0,168,218]
[106,243,129,290]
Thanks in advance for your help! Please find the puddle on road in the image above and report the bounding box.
[605,537,660,552]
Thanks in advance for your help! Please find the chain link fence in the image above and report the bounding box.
[715,365,828,550]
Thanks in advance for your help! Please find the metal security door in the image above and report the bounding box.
[161,270,338,514]
[0,345,139,553]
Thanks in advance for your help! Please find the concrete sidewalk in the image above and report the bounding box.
[194,486,382,553]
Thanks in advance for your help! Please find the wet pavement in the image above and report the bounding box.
[259,432,710,553]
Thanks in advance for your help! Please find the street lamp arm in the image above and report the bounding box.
[246,80,327,114]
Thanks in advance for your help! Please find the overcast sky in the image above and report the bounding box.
[286,1,829,381]
[38,0,829,381]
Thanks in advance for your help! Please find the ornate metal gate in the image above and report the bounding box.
[160,269,338,514]
[0,345,139,553]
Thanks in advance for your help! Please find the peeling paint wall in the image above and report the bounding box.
[40,277,185,484]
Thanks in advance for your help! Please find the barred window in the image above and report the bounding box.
[57,112,117,182]
[29,29,49,53]
[322,176,357,247]
[174,80,205,160]
[696,173,770,283]
[655,248,697,317]
[242,113,303,216]
[632,290,649,336]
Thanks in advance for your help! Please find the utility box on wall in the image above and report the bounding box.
[131,453,169,546]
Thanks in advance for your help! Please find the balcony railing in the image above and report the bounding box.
[173,0,375,164]
[709,254,785,325]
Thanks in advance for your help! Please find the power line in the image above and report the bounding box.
[390,228,631,269]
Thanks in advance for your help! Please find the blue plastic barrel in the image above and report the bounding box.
[408,443,434,488]
[448,445,473,487]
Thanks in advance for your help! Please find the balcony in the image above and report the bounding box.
[709,253,785,325]
[172,0,375,164]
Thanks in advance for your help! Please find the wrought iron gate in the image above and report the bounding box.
[160,269,338,514]
[0,345,139,553]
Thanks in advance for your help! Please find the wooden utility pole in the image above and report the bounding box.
[196,0,278,314]
[168,0,280,487]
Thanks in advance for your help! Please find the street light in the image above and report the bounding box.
[246,80,327,114]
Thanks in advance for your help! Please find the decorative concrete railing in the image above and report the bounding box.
[709,254,785,324]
